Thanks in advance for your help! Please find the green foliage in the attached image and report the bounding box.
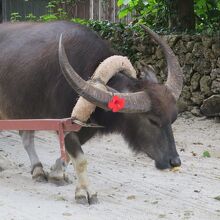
[195,0,220,32]
[117,0,220,32]
[39,0,71,21]
[203,150,211,158]
[9,0,220,33]
[44,0,76,19]
[40,14,58,22]
[57,8,68,19]
[10,12,22,22]
[25,13,37,21]
[117,0,167,29]
[10,0,75,22]
[72,18,147,62]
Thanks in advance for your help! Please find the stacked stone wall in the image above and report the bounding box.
[133,34,220,115]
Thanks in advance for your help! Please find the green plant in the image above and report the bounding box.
[117,0,167,29]
[9,0,220,34]
[45,0,76,19]
[40,14,58,22]
[10,12,22,22]
[39,0,72,21]
[195,0,220,32]
[203,151,211,158]
[57,8,68,19]
[25,13,37,21]
[72,18,147,62]
[117,0,220,32]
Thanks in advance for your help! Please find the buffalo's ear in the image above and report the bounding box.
[138,65,158,83]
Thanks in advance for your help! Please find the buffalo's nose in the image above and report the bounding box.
[170,157,181,167]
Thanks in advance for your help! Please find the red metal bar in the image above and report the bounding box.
[0,118,81,132]
[58,122,66,161]
[0,118,82,161]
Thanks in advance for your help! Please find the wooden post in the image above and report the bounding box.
[99,0,112,21]
[90,0,99,20]
[99,0,106,20]
[2,0,7,22]
[84,0,90,19]
[90,0,93,19]
[114,0,120,23]
[107,0,115,22]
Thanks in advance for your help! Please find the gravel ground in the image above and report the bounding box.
[0,115,220,220]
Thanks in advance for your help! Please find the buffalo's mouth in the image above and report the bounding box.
[155,156,181,170]
[144,149,181,170]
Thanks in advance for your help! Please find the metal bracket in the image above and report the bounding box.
[72,119,104,128]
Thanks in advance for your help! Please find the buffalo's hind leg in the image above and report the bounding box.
[65,132,98,205]
[19,130,47,182]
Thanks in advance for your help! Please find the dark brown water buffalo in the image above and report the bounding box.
[0,21,183,204]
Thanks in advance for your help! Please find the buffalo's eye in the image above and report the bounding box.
[149,118,161,127]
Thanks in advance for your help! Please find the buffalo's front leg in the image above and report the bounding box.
[48,132,71,185]
[65,132,98,205]
[19,130,47,182]
[48,156,71,186]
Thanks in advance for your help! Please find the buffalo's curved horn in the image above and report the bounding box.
[141,25,183,101]
[58,34,151,113]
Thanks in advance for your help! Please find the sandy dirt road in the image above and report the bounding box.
[0,116,220,220]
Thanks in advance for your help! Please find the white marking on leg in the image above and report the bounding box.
[19,131,40,169]
[68,148,98,203]
[70,153,89,191]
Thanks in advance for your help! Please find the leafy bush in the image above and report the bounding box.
[72,18,148,63]
[195,0,220,32]
[9,0,220,33]
[117,0,220,32]
[117,0,167,29]
[25,13,38,21]
[10,12,22,22]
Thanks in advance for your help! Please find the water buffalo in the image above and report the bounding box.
[0,21,183,204]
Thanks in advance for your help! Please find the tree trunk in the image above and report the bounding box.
[167,0,195,31]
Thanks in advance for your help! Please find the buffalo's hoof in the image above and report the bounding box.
[32,166,48,183]
[88,194,99,205]
[48,173,72,186]
[48,159,71,186]
[75,188,98,205]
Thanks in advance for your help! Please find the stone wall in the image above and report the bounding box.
[133,34,220,116]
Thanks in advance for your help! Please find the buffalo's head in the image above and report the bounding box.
[58,26,183,170]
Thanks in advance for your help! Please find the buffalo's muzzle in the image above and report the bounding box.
[170,156,181,167]
[155,156,181,170]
